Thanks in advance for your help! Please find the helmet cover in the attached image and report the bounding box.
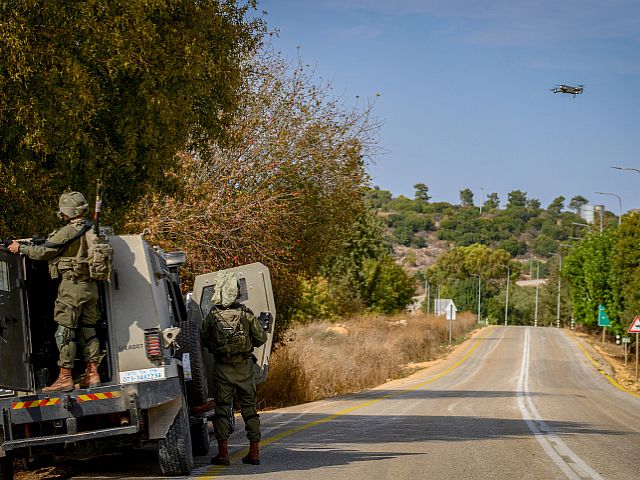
[58,191,88,218]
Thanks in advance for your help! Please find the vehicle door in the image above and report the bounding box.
[0,250,33,391]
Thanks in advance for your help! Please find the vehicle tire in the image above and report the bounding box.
[190,417,210,457]
[0,453,13,480]
[157,398,194,476]
[176,320,208,406]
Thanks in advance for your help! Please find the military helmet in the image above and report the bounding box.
[58,191,89,218]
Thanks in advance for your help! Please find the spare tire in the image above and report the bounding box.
[176,320,208,407]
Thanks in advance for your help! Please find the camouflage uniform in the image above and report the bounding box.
[206,305,267,442]
[19,218,99,369]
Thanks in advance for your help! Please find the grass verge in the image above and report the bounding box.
[258,312,477,409]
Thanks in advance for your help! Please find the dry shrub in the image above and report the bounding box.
[258,312,477,408]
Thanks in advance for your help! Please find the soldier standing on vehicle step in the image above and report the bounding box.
[202,272,268,466]
[8,191,101,392]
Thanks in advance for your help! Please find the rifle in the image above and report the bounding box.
[0,238,48,249]
[94,179,102,236]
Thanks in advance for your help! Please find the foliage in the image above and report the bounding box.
[610,212,640,331]
[459,188,474,207]
[360,256,416,314]
[569,195,589,214]
[563,228,619,331]
[0,0,263,234]
[414,183,431,202]
[547,196,566,217]
[125,50,380,330]
[507,190,527,209]
[484,192,500,210]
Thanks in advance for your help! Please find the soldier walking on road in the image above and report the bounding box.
[8,191,102,392]
[202,272,268,466]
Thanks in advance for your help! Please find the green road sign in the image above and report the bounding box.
[598,304,610,327]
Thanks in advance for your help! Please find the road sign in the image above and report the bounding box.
[598,305,610,327]
[628,316,640,333]
[622,336,631,343]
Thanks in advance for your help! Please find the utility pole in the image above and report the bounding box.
[502,264,510,326]
[534,261,540,327]
[471,273,481,324]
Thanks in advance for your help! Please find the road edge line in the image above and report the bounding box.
[566,331,640,399]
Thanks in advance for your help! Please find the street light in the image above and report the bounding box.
[594,191,623,226]
[471,273,481,324]
[501,264,510,326]
[612,166,640,175]
[551,244,573,329]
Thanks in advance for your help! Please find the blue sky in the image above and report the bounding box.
[257,0,640,214]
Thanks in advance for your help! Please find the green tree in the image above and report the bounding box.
[507,190,527,209]
[459,188,474,207]
[361,257,416,313]
[547,196,566,216]
[414,183,431,202]
[611,212,640,330]
[569,195,589,214]
[0,0,263,233]
[484,192,500,210]
[563,229,618,330]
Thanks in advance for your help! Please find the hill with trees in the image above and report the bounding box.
[369,184,639,337]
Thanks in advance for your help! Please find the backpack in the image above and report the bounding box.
[204,306,252,358]
[74,229,114,281]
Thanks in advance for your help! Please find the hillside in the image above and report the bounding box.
[368,186,616,274]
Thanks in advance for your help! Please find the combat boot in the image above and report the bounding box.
[242,441,260,465]
[211,439,230,466]
[78,362,101,389]
[42,367,74,393]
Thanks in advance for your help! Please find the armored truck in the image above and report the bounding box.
[0,234,276,478]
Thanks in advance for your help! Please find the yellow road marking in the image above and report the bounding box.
[198,330,487,478]
[568,332,640,399]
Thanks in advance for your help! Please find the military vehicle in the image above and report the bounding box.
[0,233,276,478]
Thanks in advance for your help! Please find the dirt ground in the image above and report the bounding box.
[572,329,640,393]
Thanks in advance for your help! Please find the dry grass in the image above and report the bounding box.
[258,312,477,409]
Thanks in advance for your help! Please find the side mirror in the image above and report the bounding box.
[258,311,272,331]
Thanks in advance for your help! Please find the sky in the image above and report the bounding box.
[256,0,640,215]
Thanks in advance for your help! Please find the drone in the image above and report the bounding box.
[550,84,584,97]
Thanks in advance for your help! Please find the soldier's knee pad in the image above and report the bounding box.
[55,325,76,350]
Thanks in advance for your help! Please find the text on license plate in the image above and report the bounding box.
[119,367,166,384]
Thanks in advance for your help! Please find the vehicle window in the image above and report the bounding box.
[200,277,248,317]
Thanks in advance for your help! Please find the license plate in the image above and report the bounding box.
[119,367,166,384]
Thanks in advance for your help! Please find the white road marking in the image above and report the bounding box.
[517,327,604,480]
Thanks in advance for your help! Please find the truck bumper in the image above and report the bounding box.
[0,377,182,453]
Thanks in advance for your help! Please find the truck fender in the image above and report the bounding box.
[147,394,182,440]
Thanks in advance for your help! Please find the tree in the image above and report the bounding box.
[126,51,381,329]
[459,188,474,207]
[414,183,431,202]
[484,192,500,210]
[569,195,589,214]
[563,229,618,330]
[507,190,527,209]
[547,196,566,216]
[0,0,263,234]
[527,198,541,212]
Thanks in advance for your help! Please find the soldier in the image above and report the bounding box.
[8,191,101,392]
[203,272,268,466]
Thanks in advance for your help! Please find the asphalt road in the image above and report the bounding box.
[71,326,640,480]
